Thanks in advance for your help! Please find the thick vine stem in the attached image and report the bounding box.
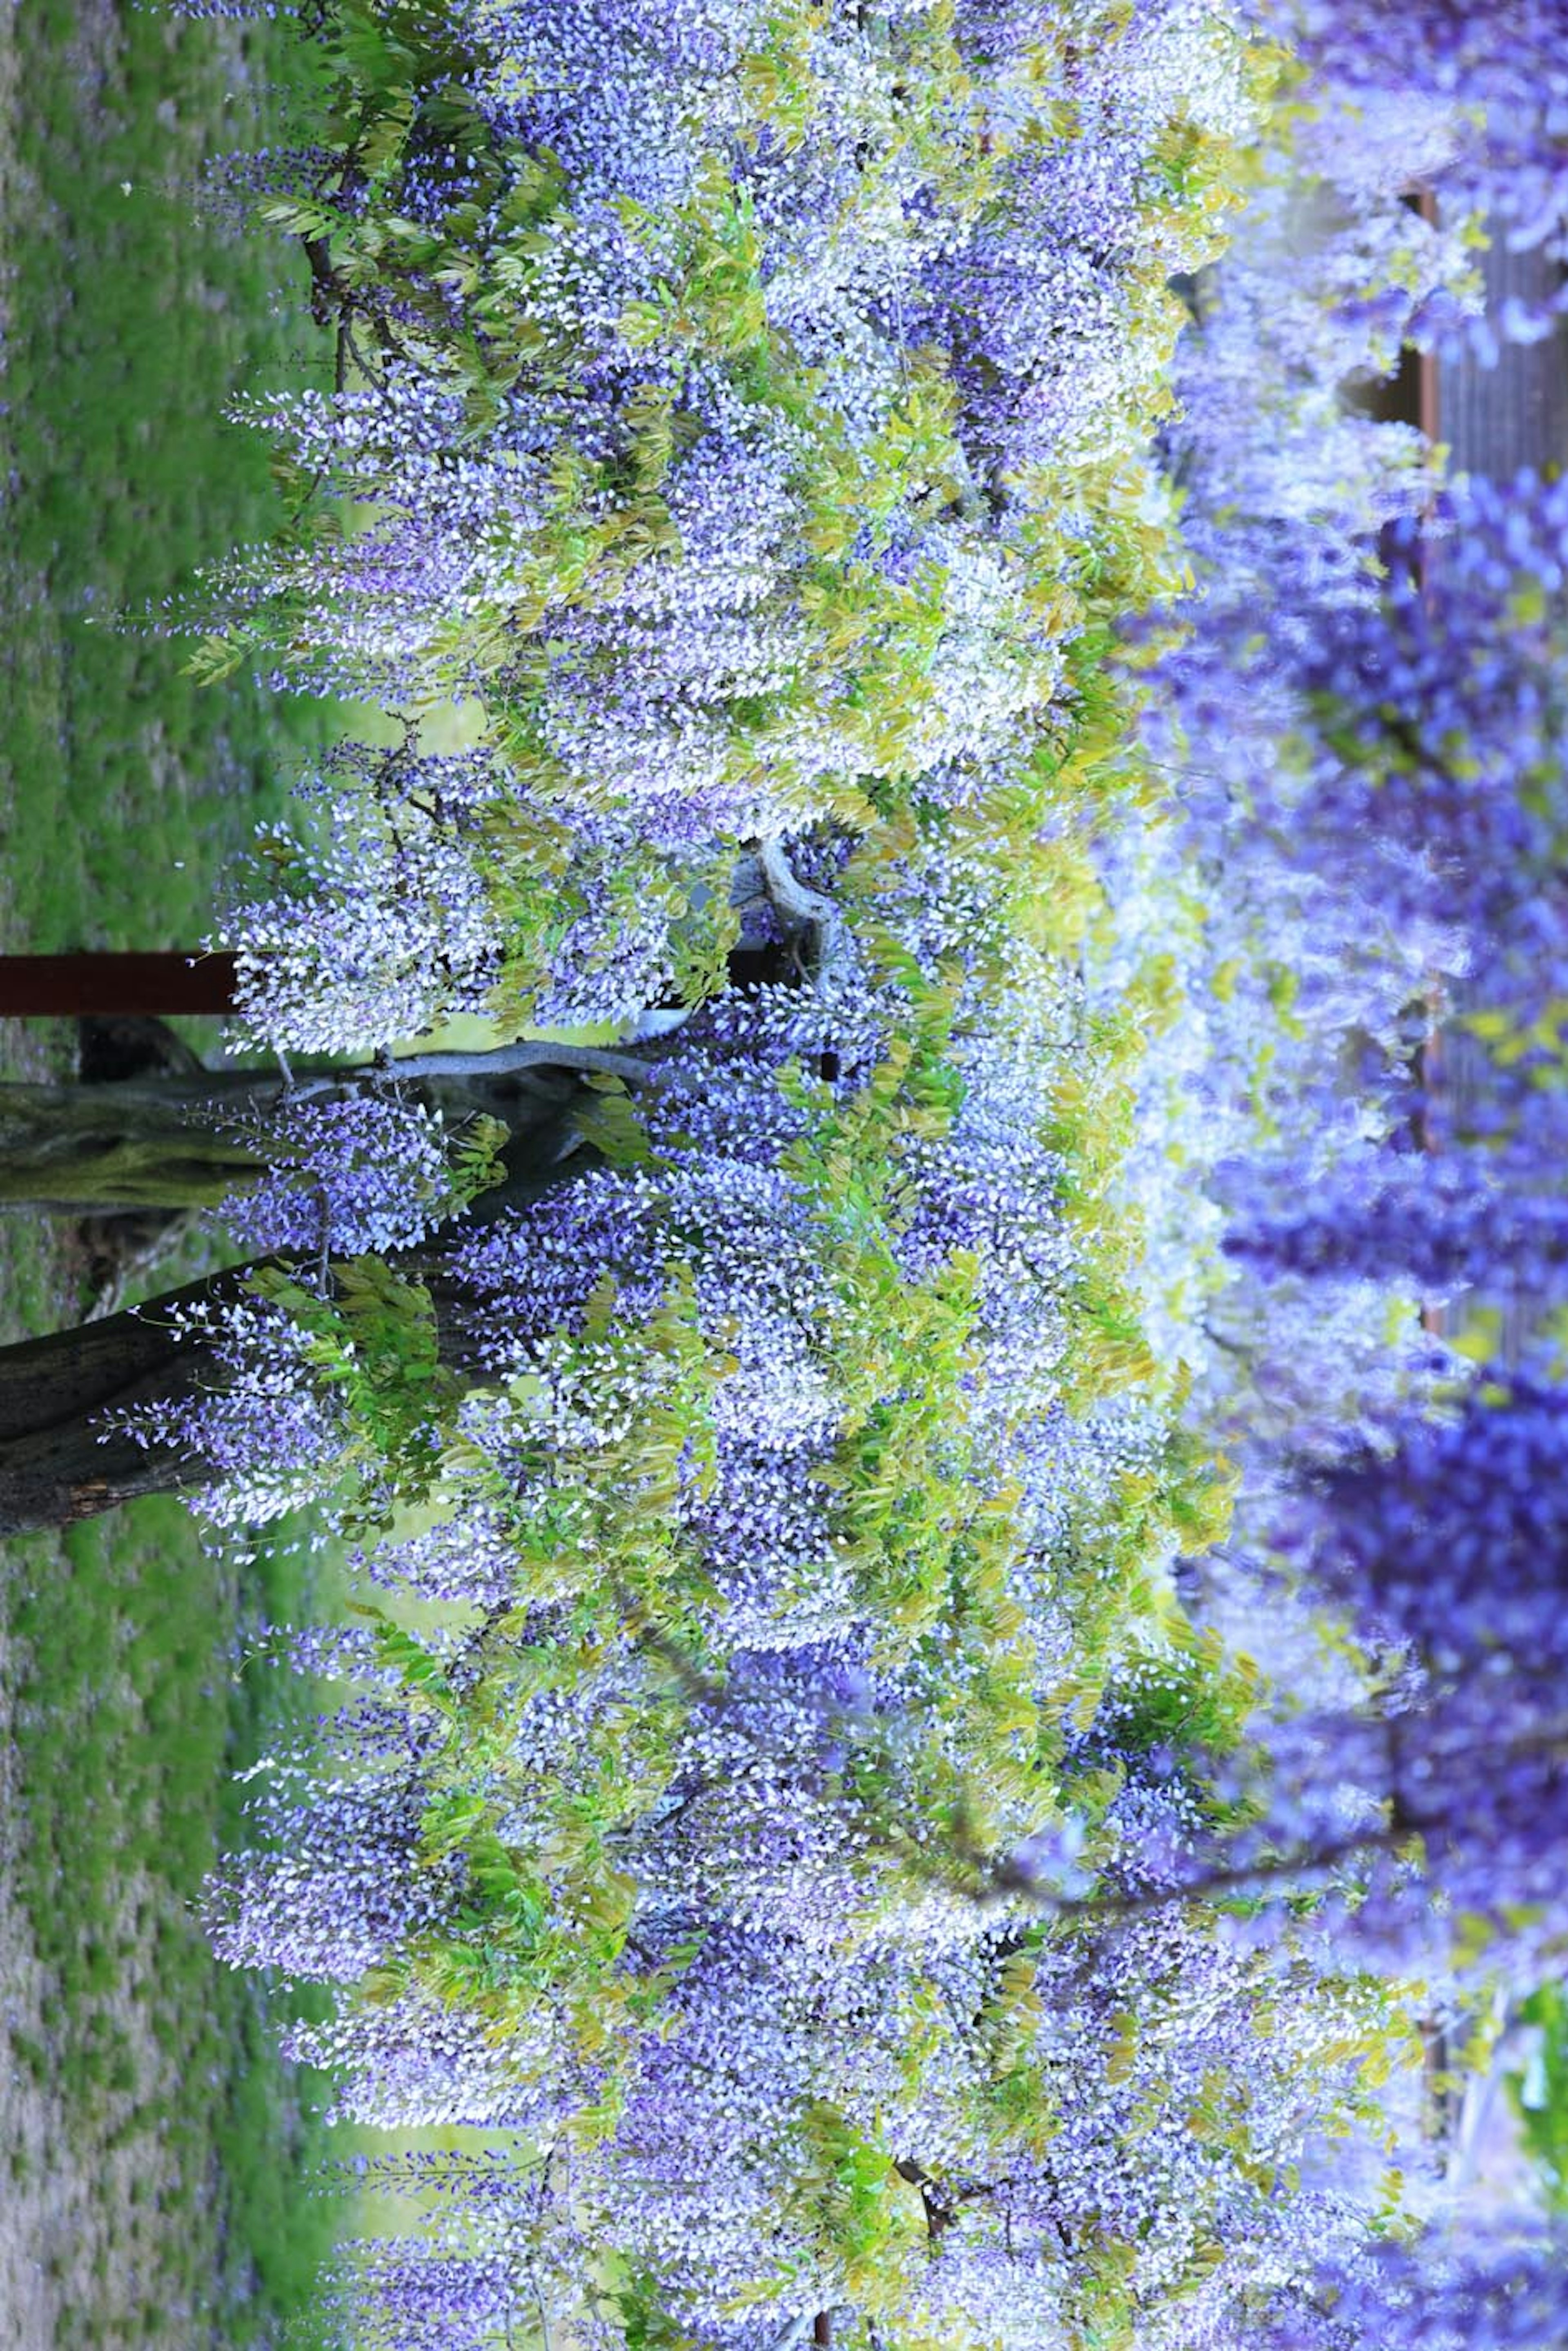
[754,837,850,992]
[0,1042,668,1215]
[764,2314,824,2351]
[388,1041,668,1089]
[944,434,997,523]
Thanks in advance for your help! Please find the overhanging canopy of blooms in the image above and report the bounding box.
[45,0,1568,2340]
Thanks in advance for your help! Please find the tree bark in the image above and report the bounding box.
[0,1051,616,1212]
[0,1072,285,1209]
[0,1044,644,1535]
[0,1148,583,1539]
[0,1263,261,1534]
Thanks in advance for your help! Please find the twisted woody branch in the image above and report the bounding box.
[0,1045,627,1534]
[0,845,848,1535]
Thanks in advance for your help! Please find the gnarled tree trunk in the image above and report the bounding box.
[0,1264,257,1533]
[0,1041,656,1534]
[0,1041,648,1213]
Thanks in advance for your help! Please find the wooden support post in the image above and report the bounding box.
[0,952,241,1018]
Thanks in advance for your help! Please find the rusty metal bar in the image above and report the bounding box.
[0,952,241,1018]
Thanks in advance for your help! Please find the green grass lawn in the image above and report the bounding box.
[1,1511,349,2348]
[0,0,334,958]
[0,3,351,2341]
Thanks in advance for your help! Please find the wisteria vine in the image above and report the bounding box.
[33,0,1568,2343]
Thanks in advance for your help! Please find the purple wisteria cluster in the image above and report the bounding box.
[102,0,1568,2339]
[1223,1104,1568,1305]
[189,0,1250,1051]
[1255,1374,1568,1964]
[219,1089,466,1257]
[1263,2229,1568,2351]
[1293,472,1568,1021]
[1253,0,1568,347]
[1066,23,1568,2333]
[155,889,1390,2341]
[115,1286,354,1527]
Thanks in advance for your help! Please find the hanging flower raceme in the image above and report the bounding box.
[96,0,1543,2341]
[1251,0,1568,350]
[219,1090,472,1257]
